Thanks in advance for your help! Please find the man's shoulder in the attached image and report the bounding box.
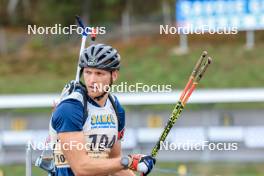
[60,89,85,106]
[55,99,83,114]
[51,99,85,133]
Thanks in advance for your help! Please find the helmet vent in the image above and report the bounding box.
[84,53,89,60]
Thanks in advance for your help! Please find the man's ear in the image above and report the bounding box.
[111,70,119,82]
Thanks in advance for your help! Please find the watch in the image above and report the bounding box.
[120,156,130,169]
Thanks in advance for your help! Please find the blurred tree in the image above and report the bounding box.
[121,0,131,41]
[89,0,122,25]
[33,0,82,25]
[81,0,91,25]
[0,0,7,25]
[131,0,160,21]
[0,0,176,27]
[162,0,172,25]
[0,28,7,55]
[1,0,35,25]
[7,0,19,24]
[22,0,31,20]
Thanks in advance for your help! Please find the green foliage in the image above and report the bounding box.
[0,164,46,176]
[1,0,165,26]
[28,36,44,50]
[33,0,82,25]
[1,33,264,95]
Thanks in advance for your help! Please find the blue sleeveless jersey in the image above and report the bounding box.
[49,91,125,176]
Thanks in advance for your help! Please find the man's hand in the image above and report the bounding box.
[127,154,156,176]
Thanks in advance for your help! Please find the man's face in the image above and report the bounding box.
[83,67,118,99]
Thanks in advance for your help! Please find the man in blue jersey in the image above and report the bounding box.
[49,44,156,176]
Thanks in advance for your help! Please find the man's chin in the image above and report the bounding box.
[88,92,105,99]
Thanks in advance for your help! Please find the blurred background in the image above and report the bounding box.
[0,0,264,175]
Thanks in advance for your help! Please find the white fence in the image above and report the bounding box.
[0,88,264,109]
[1,127,264,150]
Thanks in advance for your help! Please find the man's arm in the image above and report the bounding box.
[58,132,124,176]
[109,141,135,176]
[54,86,155,176]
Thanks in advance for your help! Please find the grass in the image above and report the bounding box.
[1,31,264,94]
[0,164,46,176]
[1,162,264,176]
[159,162,264,176]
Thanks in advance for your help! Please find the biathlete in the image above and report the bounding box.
[49,43,156,176]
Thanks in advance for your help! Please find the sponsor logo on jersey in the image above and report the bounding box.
[91,114,116,129]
